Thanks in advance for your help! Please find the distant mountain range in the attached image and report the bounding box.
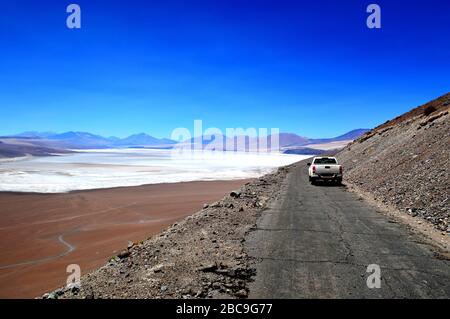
[306,129,371,144]
[5,131,177,149]
[115,133,176,147]
[0,129,370,158]
[181,129,370,152]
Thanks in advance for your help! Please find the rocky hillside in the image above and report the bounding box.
[338,93,450,233]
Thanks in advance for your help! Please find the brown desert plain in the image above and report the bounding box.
[0,179,251,298]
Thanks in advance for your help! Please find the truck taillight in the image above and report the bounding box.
[339,166,343,174]
[312,165,316,173]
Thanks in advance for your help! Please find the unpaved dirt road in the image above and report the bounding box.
[246,161,450,298]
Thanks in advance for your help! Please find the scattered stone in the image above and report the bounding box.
[407,208,418,217]
[55,288,64,296]
[117,250,131,259]
[42,292,56,299]
[230,191,241,198]
[235,289,248,298]
[198,263,218,272]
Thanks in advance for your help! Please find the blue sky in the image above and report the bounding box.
[0,0,449,138]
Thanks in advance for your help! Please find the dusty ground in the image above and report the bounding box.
[49,166,292,299]
[0,180,250,298]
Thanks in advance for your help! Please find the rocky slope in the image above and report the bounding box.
[337,93,450,233]
[46,165,293,299]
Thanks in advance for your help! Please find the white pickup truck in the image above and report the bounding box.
[307,157,343,185]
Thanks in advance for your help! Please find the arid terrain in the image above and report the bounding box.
[338,93,450,233]
[49,93,450,299]
[45,166,292,299]
[0,179,250,298]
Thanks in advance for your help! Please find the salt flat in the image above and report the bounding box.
[0,149,307,193]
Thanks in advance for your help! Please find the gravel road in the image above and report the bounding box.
[246,160,450,298]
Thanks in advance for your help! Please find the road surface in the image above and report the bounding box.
[246,162,450,298]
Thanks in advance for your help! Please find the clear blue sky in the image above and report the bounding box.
[1,0,449,138]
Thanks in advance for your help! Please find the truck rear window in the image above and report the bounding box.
[313,158,337,164]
